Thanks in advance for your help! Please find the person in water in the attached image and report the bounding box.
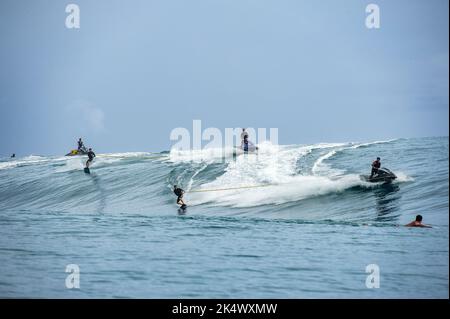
[405,215,432,228]
[370,157,381,178]
[173,185,185,206]
[11,153,15,158]
[85,148,96,168]
[77,138,86,152]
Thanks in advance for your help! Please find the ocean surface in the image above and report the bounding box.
[0,137,448,298]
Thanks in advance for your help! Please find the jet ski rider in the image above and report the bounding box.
[370,157,381,178]
[77,138,86,152]
[242,135,252,152]
[241,128,248,141]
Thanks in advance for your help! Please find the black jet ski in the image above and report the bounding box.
[360,167,397,183]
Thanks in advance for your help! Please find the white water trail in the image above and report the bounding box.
[188,139,402,207]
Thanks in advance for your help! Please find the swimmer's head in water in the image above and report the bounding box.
[416,215,423,222]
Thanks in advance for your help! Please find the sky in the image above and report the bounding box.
[0,0,448,156]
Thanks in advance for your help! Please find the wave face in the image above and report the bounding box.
[0,138,440,221]
[0,137,448,298]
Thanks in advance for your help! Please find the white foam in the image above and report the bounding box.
[169,141,291,164]
[186,140,401,208]
[0,161,19,170]
[0,155,50,170]
[100,152,155,158]
[169,146,236,163]
[55,154,128,172]
[22,155,46,160]
[185,142,363,207]
[189,174,368,208]
[186,163,209,192]
[55,157,85,172]
[394,171,414,182]
[350,138,398,149]
[312,149,340,176]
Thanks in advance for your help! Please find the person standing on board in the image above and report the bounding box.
[173,185,186,206]
[85,148,96,169]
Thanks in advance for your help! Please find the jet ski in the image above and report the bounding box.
[65,148,88,156]
[233,145,259,157]
[360,167,397,183]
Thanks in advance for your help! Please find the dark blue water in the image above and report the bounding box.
[0,137,448,298]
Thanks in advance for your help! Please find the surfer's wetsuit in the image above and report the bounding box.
[87,151,95,161]
[174,187,184,205]
[370,160,381,178]
[86,150,96,168]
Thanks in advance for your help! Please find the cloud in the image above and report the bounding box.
[66,100,106,132]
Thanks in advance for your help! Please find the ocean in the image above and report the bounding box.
[0,137,448,298]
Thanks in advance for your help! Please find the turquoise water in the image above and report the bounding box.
[0,137,448,298]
